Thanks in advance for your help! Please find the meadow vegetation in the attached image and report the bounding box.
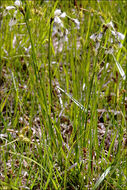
[0,0,127,189]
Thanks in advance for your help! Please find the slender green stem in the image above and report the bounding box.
[48,17,54,110]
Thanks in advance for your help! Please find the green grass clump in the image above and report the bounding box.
[0,0,126,189]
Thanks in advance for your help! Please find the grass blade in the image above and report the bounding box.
[93,166,111,190]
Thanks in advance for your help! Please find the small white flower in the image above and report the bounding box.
[90,33,97,41]
[6,6,15,10]
[64,29,68,42]
[118,42,123,48]
[95,41,100,51]
[14,0,22,7]
[14,10,17,18]
[97,32,103,40]
[116,32,125,40]
[54,9,61,16]
[83,83,85,91]
[64,35,68,42]
[60,12,66,18]
[107,21,115,30]
[73,18,80,29]
[9,18,17,27]
[111,30,125,41]
[65,29,68,35]
[110,38,113,43]
[52,25,58,35]
[111,30,116,36]
[13,35,16,48]
[105,47,114,54]
[54,16,64,28]
[106,63,109,69]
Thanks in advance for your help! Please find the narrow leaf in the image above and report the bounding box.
[93,166,111,190]
[112,54,126,80]
[56,86,86,111]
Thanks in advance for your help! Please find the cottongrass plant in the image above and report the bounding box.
[0,0,126,189]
